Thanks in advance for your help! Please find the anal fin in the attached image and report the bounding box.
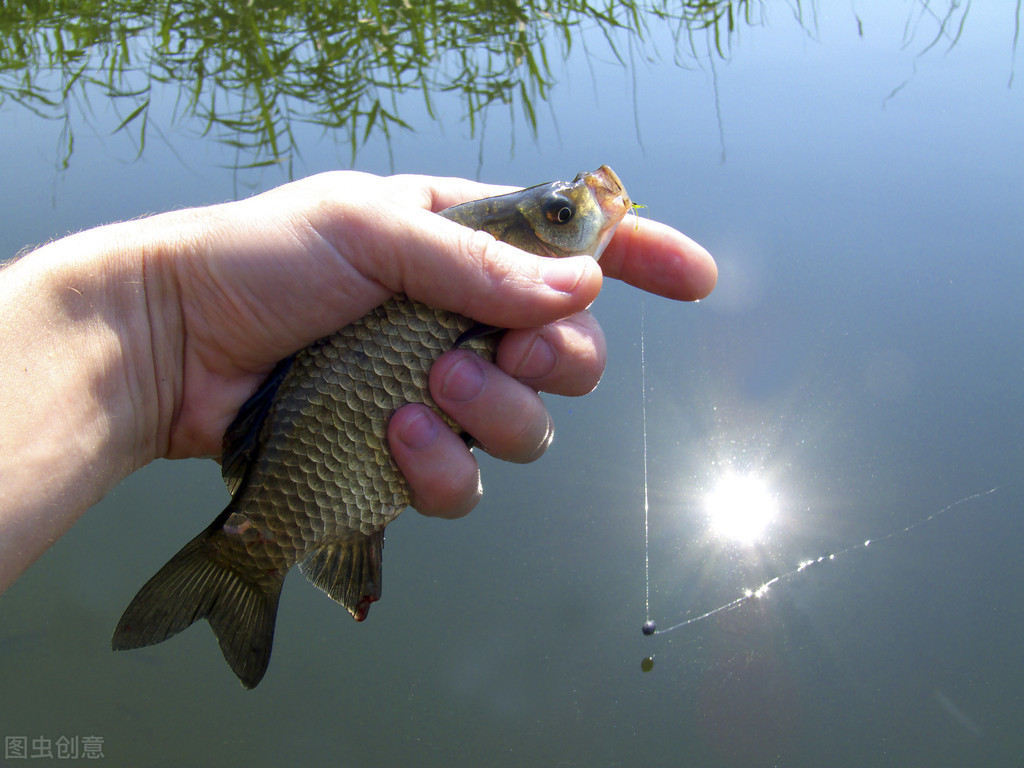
[299,531,384,621]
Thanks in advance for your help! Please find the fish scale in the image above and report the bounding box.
[112,165,631,688]
[258,297,492,541]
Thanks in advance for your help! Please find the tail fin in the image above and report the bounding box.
[111,526,283,689]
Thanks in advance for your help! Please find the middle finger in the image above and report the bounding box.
[428,311,607,462]
[429,349,552,464]
[496,309,606,396]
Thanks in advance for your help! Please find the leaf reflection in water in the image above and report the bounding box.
[0,1,994,169]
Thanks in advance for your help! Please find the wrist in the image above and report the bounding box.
[0,222,168,589]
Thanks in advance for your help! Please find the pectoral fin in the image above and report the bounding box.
[299,531,384,621]
[454,322,503,348]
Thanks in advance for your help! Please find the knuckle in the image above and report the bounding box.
[494,394,553,464]
[516,315,605,396]
[416,463,482,519]
[559,318,606,394]
[458,229,517,315]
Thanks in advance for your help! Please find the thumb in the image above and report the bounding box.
[338,204,604,329]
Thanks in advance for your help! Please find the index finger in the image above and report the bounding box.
[599,216,718,301]
[386,173,717,301]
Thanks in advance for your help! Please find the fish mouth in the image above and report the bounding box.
[580,165,632,261]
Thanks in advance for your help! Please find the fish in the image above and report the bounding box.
[112,165,632,688]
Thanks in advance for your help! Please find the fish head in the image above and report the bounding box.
[514,164,632,260]
[441,165,632,261]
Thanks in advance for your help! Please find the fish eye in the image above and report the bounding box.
[544,195,576,225]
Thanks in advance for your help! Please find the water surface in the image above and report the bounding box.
[2,3,1023,766]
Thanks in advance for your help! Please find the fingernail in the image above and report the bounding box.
[396,408,440,450]
[513,335,557,379]
[442,355,486,402]
[541,256,588,293]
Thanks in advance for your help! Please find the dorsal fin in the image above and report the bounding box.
[221,355,295,495]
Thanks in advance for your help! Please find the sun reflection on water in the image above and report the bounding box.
[703,471,779,546]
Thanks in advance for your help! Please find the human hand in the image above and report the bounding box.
[0,168,714,591]
[136,170,716,518]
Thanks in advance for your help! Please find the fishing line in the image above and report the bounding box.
[642,482,1008,637]
[640,297,655,636]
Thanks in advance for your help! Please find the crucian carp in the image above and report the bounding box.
[112,166,632,688]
